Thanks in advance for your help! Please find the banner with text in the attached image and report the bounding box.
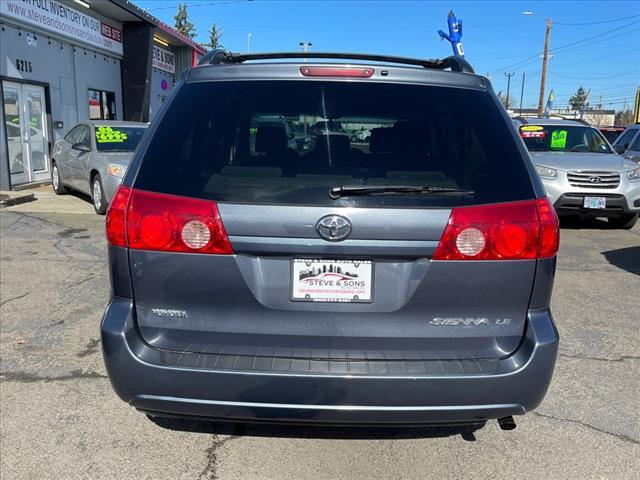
[1,0,123,55]
[152,45,175,74]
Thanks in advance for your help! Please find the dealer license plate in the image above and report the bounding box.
[291,259,373,303]
[583,196,606,209]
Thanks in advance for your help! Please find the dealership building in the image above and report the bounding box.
[0,0,205,190]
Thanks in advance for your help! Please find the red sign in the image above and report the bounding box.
[101,22,122,43]
[521,131,546,139]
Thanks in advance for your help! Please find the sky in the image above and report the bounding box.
[133,0,640,112]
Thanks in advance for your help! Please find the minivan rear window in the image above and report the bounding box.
[134,81,534,207]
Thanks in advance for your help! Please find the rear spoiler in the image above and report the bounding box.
[197,49,475,74]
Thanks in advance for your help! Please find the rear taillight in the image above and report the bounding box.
[300,66,375,78]
[536,197,560,257]
[106,185,131,247]
[105,187,233,254]
[433,199,559,260]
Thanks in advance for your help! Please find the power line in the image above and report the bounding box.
[552,24,640,54]
[487,21,640,74]
[552,70,640,81]
[543,48,639,69]
[145,0,248,11]
[553,14,640,26]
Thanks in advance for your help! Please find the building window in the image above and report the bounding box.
[88,89,116,120]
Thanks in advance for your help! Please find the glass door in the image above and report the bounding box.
[2,82,29,185]
[2,81,50,186]
[24,85,50,182]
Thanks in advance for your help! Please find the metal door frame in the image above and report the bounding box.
[2,82,29,185]
[1,77,52,188]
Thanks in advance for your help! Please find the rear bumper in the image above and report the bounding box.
[101,297,559,425]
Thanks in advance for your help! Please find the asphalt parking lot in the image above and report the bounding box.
[1,190,639,480]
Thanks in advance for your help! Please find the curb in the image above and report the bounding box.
[0,192,36,208]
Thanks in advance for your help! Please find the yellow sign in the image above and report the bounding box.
[96,126,128,143]
[520,125,544,132]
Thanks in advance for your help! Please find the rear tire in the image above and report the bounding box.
[51,162,68,195]
[91,174,108,215]
[607,214,638,230]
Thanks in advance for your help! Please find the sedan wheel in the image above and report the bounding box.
[51,163,68,195]
[92,174,108,215]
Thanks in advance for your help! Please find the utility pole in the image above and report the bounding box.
[247,33,252,53]
[537,18,552,117]
[504,72,515,110]
[519,72,526,116]
[299,41,312,62]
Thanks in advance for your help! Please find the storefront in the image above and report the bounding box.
[0,0,205,190]
[150,43,176,119]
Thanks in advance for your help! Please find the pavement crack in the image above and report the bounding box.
[53,237,74,262]
[76,338,101,358]
[13,212,77,231]
[71,274,97,288]
[198,434,241,480]
[0,292,29,307]
[0,369,107,383]
[532,411,640,445]
[557,350,640,363]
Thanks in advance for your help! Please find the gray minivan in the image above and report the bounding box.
[101,51,560,430]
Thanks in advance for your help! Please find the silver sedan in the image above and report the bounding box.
[51,121,147,214]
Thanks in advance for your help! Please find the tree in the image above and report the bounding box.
[569,86,589,110]
[174,3,196,38]
[205,23,223,49]
[497,91,517,110]
[615,109,634,126]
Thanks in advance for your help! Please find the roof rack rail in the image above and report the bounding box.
[560,116,591,125]
[197,50,475,73]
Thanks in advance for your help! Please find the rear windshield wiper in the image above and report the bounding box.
[329,185,475,199]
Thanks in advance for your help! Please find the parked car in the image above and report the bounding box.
[102,51,560,430]
[611,124,640,162]
[51,121,148,214]
[350,128,371,143]
[310,120,347,136]
[516,118,640,229]
[598,126,625,145]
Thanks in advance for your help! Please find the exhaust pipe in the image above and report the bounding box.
[498,416,517,430]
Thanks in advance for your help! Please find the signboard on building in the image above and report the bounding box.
[152,46,175,74]
[0,0,123,55]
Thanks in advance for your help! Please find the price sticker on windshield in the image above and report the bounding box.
[551,130,568,149]
[96,126,128,143]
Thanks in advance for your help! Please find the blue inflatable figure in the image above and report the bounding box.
[438,10,464,57]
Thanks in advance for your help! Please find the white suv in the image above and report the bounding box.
[516,118,640,229]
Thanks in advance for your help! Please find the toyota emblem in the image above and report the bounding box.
[316,215,352,242]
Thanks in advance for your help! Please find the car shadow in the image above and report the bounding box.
[68,189,93,206]
[148,416,486,442]
[602,246,640,276]
[560,217,612,230]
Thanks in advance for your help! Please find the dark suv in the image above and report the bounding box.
[102,51,560,429]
